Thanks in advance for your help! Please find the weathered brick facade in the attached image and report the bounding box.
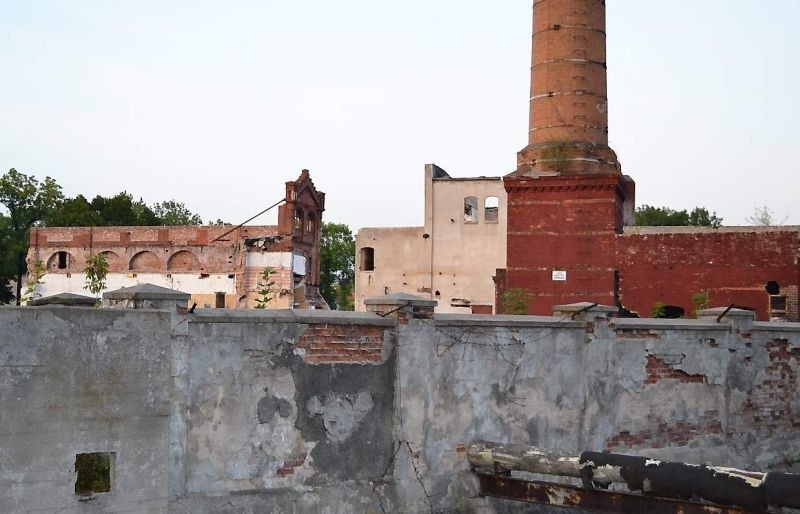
[502,0,800,322]
[26,170,326,309]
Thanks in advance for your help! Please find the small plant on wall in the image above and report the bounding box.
[22,260,46,304]
[691,291,709,318]
[540,139,572,172]
[83,254,109,301]
[254,267,276,309]
[502,288,532,315]
[651,302,666,318]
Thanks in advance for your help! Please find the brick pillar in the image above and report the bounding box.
[364,292,437,325]
[515,0,620,176]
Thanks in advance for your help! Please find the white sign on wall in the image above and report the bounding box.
[552,270,567,281]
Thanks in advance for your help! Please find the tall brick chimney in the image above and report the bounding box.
[515,0,620,176]
[501,0,635,315]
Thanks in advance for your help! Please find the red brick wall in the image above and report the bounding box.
[617,229,800,321]
[504,174,627,314]
[296,324,386,364]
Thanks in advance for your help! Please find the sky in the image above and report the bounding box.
[1,1,798,229]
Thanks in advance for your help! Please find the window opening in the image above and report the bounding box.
[484,196,499,223]
[294,209,304,232]
[306,213,315,235]
[58,251,68,269]
[464,197,478,223]
[215,292,226,308]
[770,295,787,312]
[75,452,113,495]
[360,247,375,271]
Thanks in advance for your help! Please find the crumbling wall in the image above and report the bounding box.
[617,226,800,321]
[2,302,799,513]
[0,307,172,513]
[174,310,398,513]
[394,311,800,512]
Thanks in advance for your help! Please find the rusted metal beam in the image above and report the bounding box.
[476,473,767,514]
[468,442,800,511]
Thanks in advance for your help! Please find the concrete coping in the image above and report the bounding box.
[697,307,756,321]
[28,292,97,307]
[753,321,800,332]
[103,283,191,301]
[434,313,584,329]
[611,317,729,331]
[364,292,438,308]
[552,302,618,315]
[190,308,396,327]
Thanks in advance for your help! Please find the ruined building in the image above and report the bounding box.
[355,164,506,314]
[356,0,799,320]
[502,0,799,321]
[26,170,327,309]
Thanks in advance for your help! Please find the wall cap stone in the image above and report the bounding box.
[28,292,97,307]
[552,302,618,315]
[190,308,395,326]
[611,317,729,331]
[753,321,800,332]
[103,283,191,301]
[434,313,584,328]
[364,292,437,308]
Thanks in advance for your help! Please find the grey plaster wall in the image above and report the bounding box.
[3,303,800,513]
[178,310,396,512]
[394,312,800,512]
[0,306,172,513]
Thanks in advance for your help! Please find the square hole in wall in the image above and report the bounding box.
[75,452,114,496]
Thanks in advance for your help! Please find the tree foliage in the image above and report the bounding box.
[83,253,109,297]
[320,222,355,310]
[746,206,787,226]
[0,169,64,303]
[635,205,722,228]
[0,169,206,304]
[152,200,203,226]
[254,266,276,309]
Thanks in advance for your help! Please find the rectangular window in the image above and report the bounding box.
[484,196,499,223]
[75,452,114,496]
[464,197,478,223]
[215,292,226,308]
[769,295,787,312]
[360,247,375,271]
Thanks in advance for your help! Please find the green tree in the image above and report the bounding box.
[254,267,276,309]
[0,169,64,304]
[152,200,203,226]
[22,260,46,303]
[635,205,722,228]
[83,253,109,298]
[89,192,160,226]
[320,222,355,310]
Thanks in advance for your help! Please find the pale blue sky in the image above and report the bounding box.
[1,1,798,228]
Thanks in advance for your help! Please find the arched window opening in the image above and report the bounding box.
[129,251,161,271]
[484,196,499,223]
[306,213,315,235]
[360,247,375,271]
[464,196,478,223]
[47,251,75,272]
[294,209,304,233]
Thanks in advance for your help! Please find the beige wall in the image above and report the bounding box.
[355,165,506,313]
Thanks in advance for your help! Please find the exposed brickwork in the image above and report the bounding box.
[297,324,385,364]
[516,0,620,175]
[606,412,723,450]
[617,229,800,321]
[276,452,307,477]
[644,355,705,385]
[745,339,800,434]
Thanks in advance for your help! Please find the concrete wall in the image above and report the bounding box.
[2,300,799,513]
[0,307,172,513]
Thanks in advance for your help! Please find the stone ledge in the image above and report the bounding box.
[610,318,728,331]
[434,313,584,329]
[190,309,394,327]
